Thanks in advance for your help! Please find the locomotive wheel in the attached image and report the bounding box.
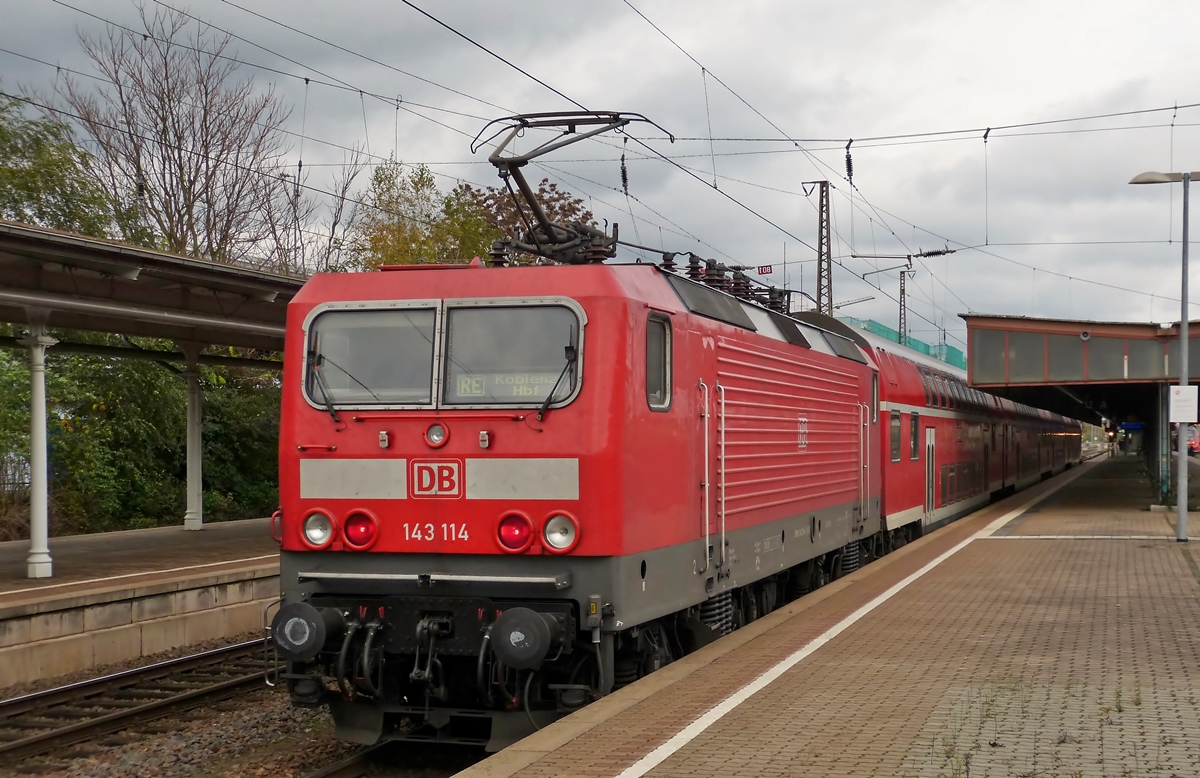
[743,589,760,624]
[814,556,829,589]
[786,562,812,600]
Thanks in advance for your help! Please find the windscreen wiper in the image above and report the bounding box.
[307,348,341,424]
[537,344,578,423]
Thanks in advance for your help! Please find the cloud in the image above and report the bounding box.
[5,0,1200,343]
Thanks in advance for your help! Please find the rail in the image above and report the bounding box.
[298,744,388,778]
[0,638,273,763]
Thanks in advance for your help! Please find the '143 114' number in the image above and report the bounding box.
[403,523,469,542]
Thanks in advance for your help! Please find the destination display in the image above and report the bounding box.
[447,371,569,402]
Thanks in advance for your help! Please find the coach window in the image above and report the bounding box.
[921,369,933,406]
[910,413,920,460]
[890,411,902,461]
[647,315,672,411]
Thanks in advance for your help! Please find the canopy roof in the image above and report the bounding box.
[0,220,302,350]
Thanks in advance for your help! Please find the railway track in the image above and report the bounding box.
[299,744,388,778]
[0,637,273,763]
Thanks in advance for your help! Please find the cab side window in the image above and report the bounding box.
[647,315,672,411]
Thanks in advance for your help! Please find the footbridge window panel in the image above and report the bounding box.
[1165,339,1200,380]
[972,329,1006,384]
[1047,334,1085,382]
[1007,331,1045,383]
[1087,336,1125,381]
[1127,339,1165,380]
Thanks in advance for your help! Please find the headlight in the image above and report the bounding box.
[425,423,448,447]
[543,514,578,552]
[303,512,333,547]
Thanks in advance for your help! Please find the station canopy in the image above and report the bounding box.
[0,219,305,577]
[0,219,301,351]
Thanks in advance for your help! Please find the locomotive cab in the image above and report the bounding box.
[274,264,680,748]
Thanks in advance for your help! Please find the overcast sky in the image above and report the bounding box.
[5,0,1200,350]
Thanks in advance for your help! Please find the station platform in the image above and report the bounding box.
[0,519,279,687]
[459,455,1200,778]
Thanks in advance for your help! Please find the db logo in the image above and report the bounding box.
[410,460,462,498]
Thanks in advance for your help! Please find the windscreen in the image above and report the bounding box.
[444,306,579,405]
[306,308,436,405]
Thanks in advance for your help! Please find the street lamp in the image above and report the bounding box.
[1130,170,1200,542]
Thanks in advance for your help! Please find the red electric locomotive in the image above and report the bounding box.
[268,112,1081,750]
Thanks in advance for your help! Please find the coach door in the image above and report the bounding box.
[924,427,936,525]
[999,424,1008,485]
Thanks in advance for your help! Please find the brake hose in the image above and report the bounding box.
[361,623,381,698]
[523,670,542,731]
[336,621,359,698]
[476,631,492,702]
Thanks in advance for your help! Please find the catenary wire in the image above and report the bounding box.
[397,0,585,111]
[215,0,512,113]
[46,0,489,134]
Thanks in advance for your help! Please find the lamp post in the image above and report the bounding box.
[1130,170,1200,542]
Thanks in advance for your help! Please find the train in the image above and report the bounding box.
[267,257,1081,750]
[267,111,1081,751]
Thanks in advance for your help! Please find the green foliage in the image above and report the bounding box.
[437,182,504,262]
[0,327,280,538]
[0,84,281,538]
[199,368,280,521]
[347,161,596,269]
[0,92,112,236]
[349,159,502,268]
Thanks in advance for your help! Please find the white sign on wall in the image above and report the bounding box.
[1170,385,1198,423]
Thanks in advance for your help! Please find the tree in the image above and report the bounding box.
[478,178,596,243]
[261,149,364,274]
[349,160,500,268]
[348,165,596,269]
[0,92,111,237]
[56,2,360,274]
[435,182,505,263]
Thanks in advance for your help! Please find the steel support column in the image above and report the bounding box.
[19,316,56,578]
[1179,173,1191,541]
[816,181,832,316]
[180,344,204,531]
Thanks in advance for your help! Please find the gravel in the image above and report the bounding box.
[0,633,485,777]
[0,632,265,701]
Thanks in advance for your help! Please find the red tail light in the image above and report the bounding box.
[497,513,533,552]
[344,512,378,549]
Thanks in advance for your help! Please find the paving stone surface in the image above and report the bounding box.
[0,517,277,594]
[478,456,1200,778]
